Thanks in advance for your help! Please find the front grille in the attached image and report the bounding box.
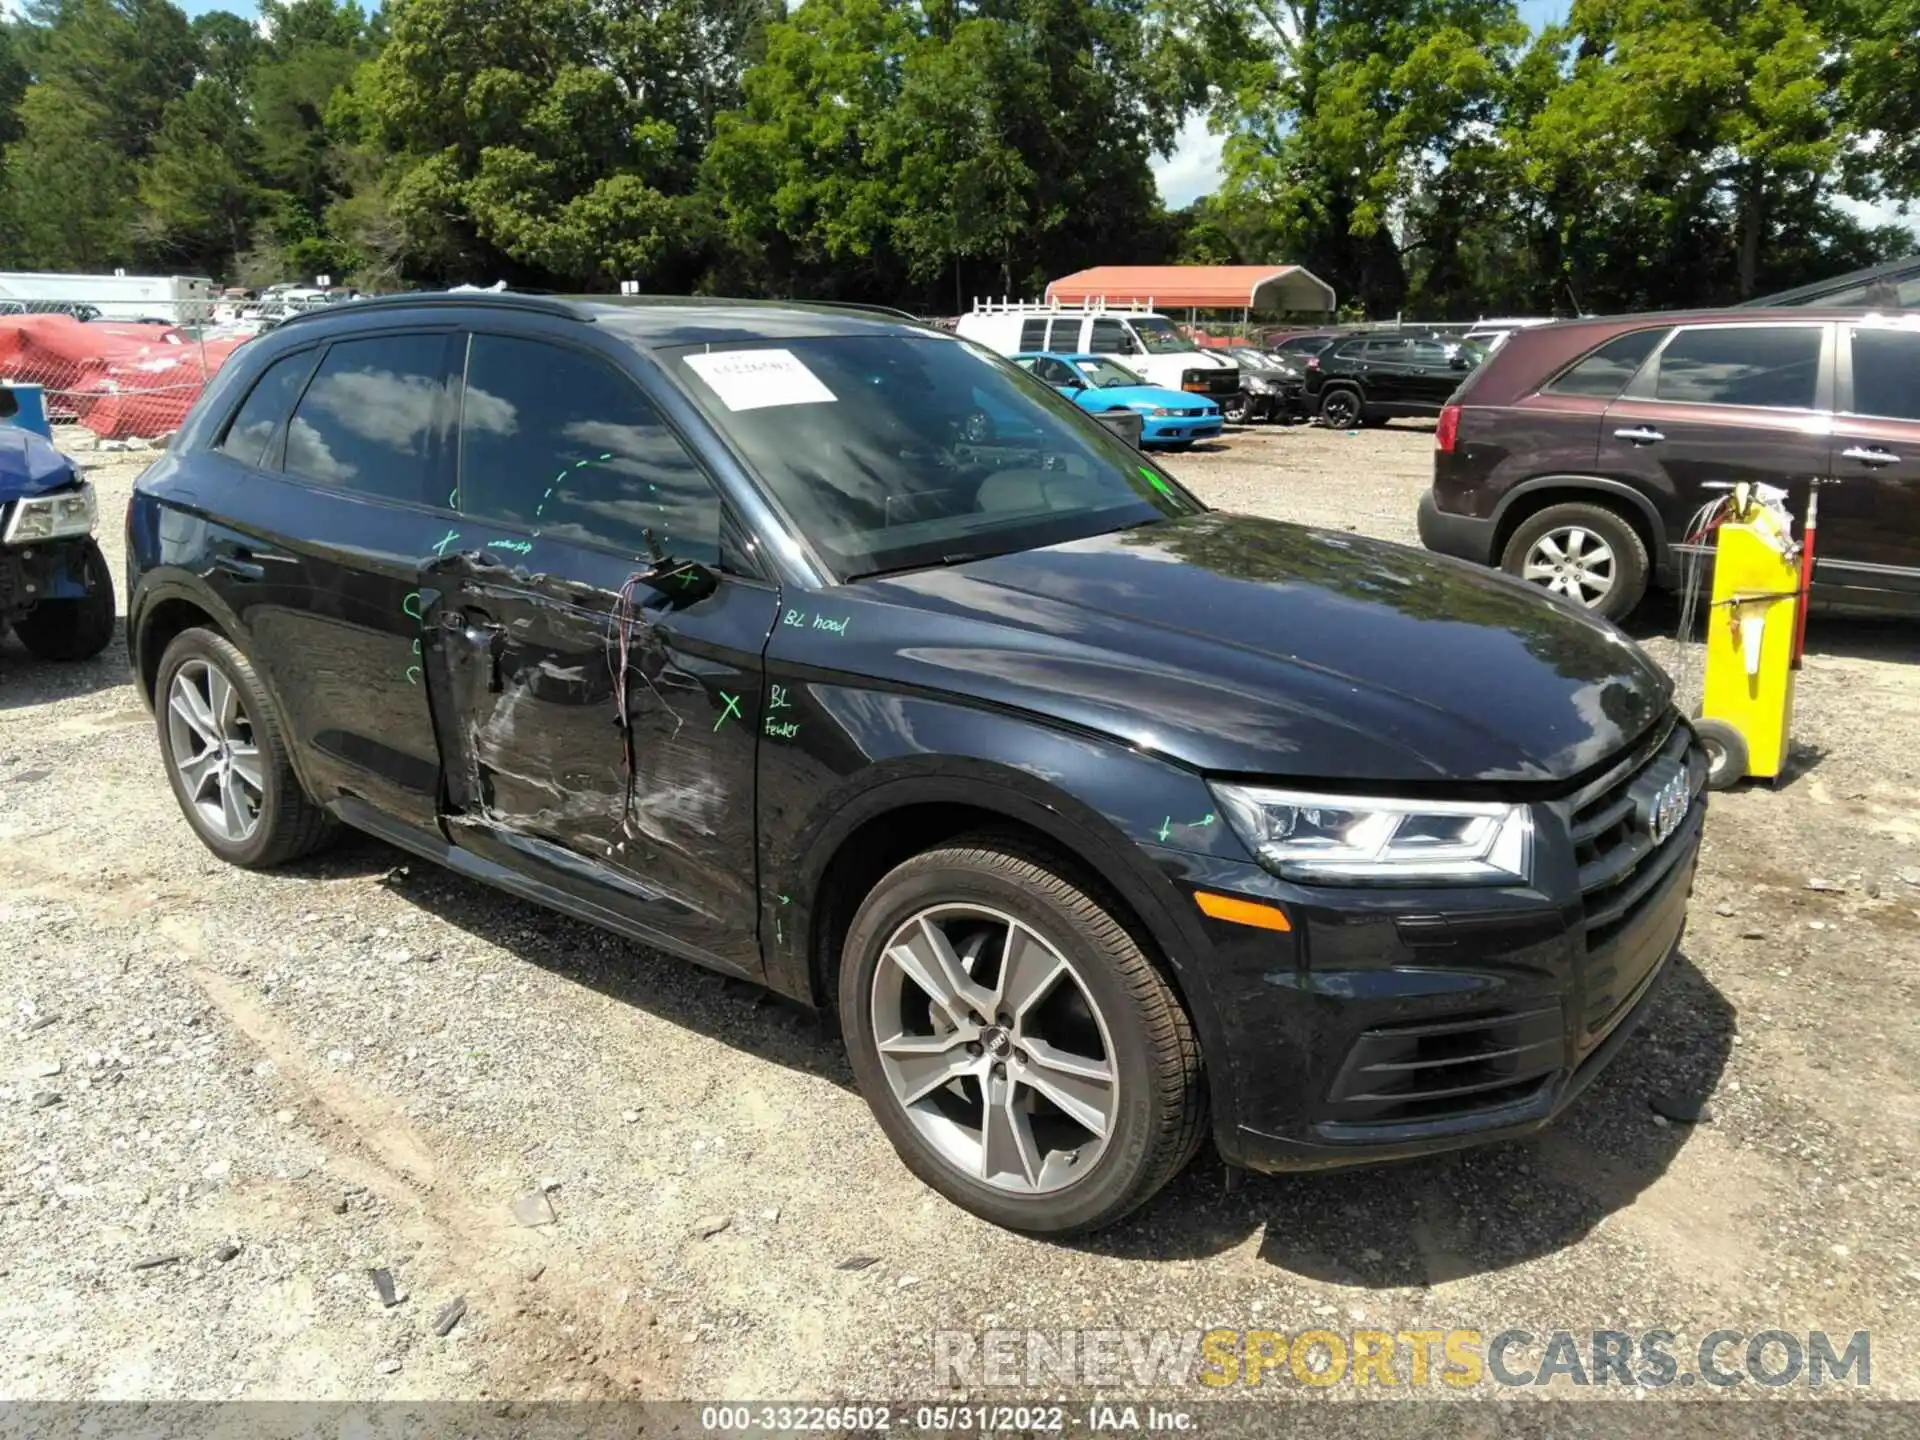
[1325,1006,1562,1124]
[1569,713,1704,1041]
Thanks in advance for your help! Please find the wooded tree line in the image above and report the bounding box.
[0,0,1914,316]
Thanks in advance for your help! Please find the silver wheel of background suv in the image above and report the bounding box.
[165,658,263,842]
[1522,525,1616,606]
[870,903,1118,1195]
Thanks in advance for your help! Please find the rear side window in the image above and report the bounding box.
[284,333,448,500]
[1019,319,1048,350]
[456,334,722,566]
[1848,328,1920,421]
[1653,326,1821,409]
[217,348,317,467]
[1544,329,1666,398]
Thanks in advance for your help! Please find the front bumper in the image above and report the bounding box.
[1170,715,1706,1172]
[0,535,96,618]
[1417,489,1498,566]
[1142,416,1222,445]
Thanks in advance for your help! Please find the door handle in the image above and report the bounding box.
[1841,445,1900,467]
[1613,426,1665,445]
[211,550,266,582]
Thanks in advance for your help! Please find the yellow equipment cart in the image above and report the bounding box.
[1693,483,1805,789]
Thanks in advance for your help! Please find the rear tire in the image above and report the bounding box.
[1500,501,1650,621]
[13,538,115,662]
[839,834,1205,1235]
[154,627,336,868]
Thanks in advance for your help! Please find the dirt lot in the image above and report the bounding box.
[4,422,1918,1409]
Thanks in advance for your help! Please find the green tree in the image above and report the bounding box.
[138,77,262,272]
[191,10,263,95]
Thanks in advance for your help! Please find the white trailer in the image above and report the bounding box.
[0,271,216,323]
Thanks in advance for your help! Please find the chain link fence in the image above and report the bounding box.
[0,296,301,443]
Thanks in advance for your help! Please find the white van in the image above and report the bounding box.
[956,299,1242,402]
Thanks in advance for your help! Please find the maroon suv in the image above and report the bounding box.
[1418,308,1920,619]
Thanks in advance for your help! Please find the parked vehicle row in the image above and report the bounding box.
[118,291,1704,1237]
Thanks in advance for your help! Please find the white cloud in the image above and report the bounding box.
[1151,116,1226,210]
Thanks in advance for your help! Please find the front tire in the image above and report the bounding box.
[13,538,115,662]
[1500,501,1650,620]
[155,627,335,868]
[1695,718,1749,790]
[1319,388,1363,429]
[839,835,1205,1235]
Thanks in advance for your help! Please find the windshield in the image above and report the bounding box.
[1131,317,1192,354]
[1072,357,1146,388]
[669,334,1201,580]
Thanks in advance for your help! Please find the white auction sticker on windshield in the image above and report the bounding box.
[682,349,837,411]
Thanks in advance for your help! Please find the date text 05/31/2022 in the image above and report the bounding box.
[698,1404,1193,1432]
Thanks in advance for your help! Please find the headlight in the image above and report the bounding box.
[1134,405,1172,416]
[2,482,97,545]
[1244,377,1275,393]
[1210,782,1533,885]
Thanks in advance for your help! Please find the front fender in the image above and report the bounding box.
[756,684,1249,1133]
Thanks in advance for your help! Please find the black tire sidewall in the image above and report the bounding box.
[154,629,293,868]
[838,852,1172,1234]
[1501,504,1649,621]
[1321,389,1360,427]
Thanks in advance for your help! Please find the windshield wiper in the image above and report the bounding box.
[842,551,988,583]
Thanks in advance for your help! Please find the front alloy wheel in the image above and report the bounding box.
[840,835,1206,1234]
[872,905,1118,1194]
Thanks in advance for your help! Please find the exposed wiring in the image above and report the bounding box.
[1671,493,1732,715]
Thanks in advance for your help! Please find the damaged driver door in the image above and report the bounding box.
[424,329,780,979]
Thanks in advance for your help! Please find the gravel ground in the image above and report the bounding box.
[3,422,1918,1410]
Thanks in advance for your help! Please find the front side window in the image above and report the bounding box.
[670,335,1199,580]
[456,334,720,566]
[1847,327,1920,421]
[217,348,317,467]
[284,333,449,500]
[1088,319,1130,354]
[1653,326,1822,409]
[1544,329,1666,398]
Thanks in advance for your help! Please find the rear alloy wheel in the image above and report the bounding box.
[155,627,335,868]
[840,835,1205,1234]
[1501,502,1650,621]
[1319,388,1362,429]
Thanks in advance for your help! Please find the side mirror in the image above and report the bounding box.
[0,388,17,419]
[1451,355,1471,370]
[641,556,718,604]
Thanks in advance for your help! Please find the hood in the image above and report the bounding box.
[1093,385,1218,411]
[1175,351,1236,371]
[0,427,80,503]
[862,512,1671,784]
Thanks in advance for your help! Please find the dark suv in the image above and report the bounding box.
[126,293,1703,1235]
[1419,309,1920,619]
[1303,333,1480,428]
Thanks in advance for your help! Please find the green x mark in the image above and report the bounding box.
[714,691,743,730]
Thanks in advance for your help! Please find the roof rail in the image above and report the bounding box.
[968,295,1160,316]
[272,289,589,330]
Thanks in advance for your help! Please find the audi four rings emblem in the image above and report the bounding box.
[1644,769,1690,845]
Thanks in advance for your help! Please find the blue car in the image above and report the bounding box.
[1012,352,1222,449]
[0,401,114,661]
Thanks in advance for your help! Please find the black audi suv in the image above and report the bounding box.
[126,293,1705,1234]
